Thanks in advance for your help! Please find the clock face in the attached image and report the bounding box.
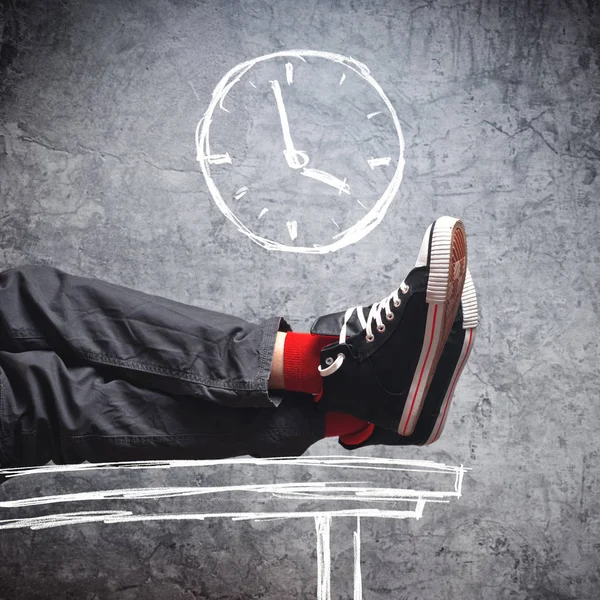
[196,50,405,253]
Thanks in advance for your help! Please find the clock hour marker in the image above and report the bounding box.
[368,156,392,169]
[205,153,232,165]
[367,111,382,119]
[258,208,269,219]
[285,62,294,85]
[286,220,298,241]
[331,218,340,229]
[338,178,349,196]
[249,81,257,88]
[339,73,346,86]
[234,186,248,200]
[356,199,367,209]
[188,81,201,102]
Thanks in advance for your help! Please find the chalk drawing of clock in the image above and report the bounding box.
[195,50,405,254]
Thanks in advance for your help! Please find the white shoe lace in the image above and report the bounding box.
[318,281,410,377]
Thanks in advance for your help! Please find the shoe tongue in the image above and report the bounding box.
[415,224,432,268]
[310,306,371,337]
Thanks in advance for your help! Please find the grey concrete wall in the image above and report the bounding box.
[0,0,599,598]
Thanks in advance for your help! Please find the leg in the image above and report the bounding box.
[0,348,324,466]
[0,216,478,466]
[268,331,286,390]
[0,265,286,409]
[0,265,323,467]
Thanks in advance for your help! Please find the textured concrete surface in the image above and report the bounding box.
[1,0,599,598]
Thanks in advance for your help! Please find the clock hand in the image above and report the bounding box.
[270,80,309,170]
[300,168,350,195]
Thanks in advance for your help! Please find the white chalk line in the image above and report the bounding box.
[286,62,294,85]
[0,508,432,532]
[258,207,269,219]
[339,73,346,86]
[0,483,458,509]
[368,156,392,169]
[1,457,466,532]
[354,517,362,600]
[316,515,332,600]
[0,457,466,598]
[0,455,468,479]
[234,186,249,200]
[218,63,255,113]
[286,220,298,240]
[367,111,382,119]
[205,152,232,165]
[270,79,310,170]
[300,168,350,195]
[195,50,406,253]
[0,455,467,478]
[188,81,201,102]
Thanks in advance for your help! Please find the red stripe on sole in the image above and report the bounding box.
[402,303,438,435]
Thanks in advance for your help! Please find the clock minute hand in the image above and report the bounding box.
[270,80,309,170]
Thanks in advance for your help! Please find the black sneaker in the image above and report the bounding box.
[337,269,478,448]
[313,216,468,434]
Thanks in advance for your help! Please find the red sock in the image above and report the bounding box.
[325,413,375,444]
[283,332,337,394]
[283,332,374,444]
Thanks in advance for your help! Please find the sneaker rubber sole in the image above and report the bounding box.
[422,267,478,444]
[398,216,467,436]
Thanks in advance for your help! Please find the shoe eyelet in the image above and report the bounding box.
[325,357,334,366]
[377,324,386,333]
[400,282,409,294]
[386,312,394,321]
[366,334,375,343]
[393,299,401,308]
